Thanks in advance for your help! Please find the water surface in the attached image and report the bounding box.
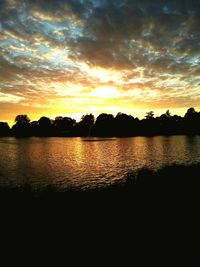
[0,136,200,189]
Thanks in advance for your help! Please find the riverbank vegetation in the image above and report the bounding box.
[0,163,199,198]
[1,107,200,137]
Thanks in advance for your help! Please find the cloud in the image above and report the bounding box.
[1,0,200,121]
[0,92,24,103]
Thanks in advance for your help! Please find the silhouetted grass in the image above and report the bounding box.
[126,163,200,187]
[0,163,199,199]
[125,163,200,198]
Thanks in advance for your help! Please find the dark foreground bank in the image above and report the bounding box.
[1,163,199,249]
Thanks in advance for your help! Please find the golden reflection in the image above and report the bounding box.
[1,137,200,189]
[71,138,84,166]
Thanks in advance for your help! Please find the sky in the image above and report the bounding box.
[1,0,200,125]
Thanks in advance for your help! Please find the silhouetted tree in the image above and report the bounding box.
[12,114,31,137]
[81,114,95,126]
[30,121,39,136]
[160,110,171,120]
[159,110,173,135]
[92,113,115,137]
[145,111,154,120]
[15,114,31,124]
[1,108,200,138]
[54,116,76,136]
[0,122,10,136]
[184,107,200,135]
[166,109,171,117]
[74,114,95,136]
[114,113,138,136]
[140,111,157,135]
[38,117,53,136]
[184,107,196,118]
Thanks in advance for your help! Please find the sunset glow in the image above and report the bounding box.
[92,86,119,99]
[1,0,200,124]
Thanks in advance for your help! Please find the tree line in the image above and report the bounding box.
[0,107,200,137]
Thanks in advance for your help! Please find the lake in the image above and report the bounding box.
[0,136,200,190]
